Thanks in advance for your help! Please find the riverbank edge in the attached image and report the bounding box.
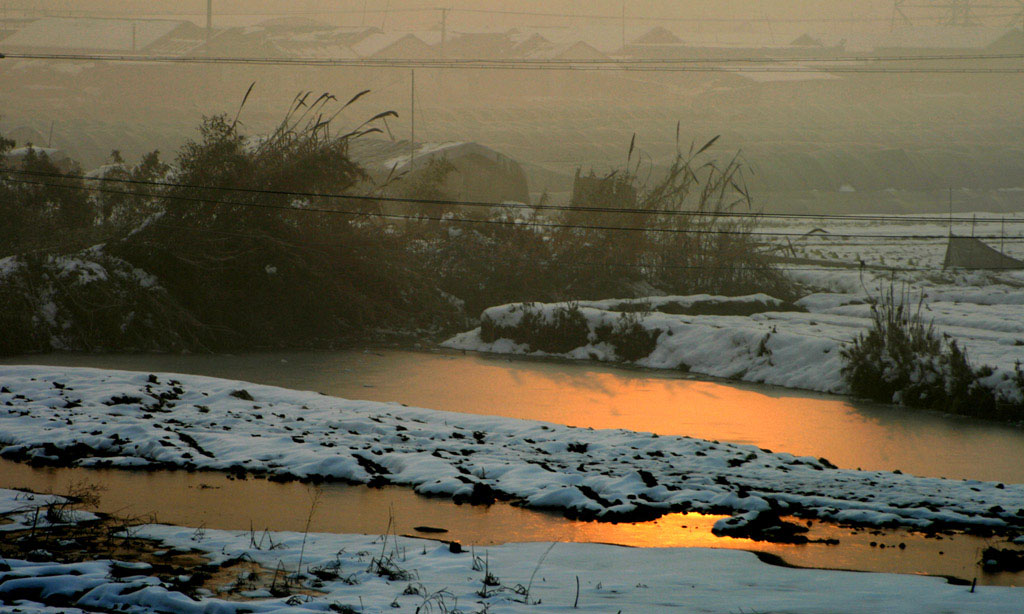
[0,486,1014,600]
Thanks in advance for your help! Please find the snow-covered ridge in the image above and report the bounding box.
[1,366,1022,533]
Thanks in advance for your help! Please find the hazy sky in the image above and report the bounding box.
[7,1,1021,47]
[0,1,949,33]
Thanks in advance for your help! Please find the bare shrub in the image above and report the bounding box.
[841,281,1023,419]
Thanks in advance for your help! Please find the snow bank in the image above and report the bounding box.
[0,488,98,533]
[2,366,1022,533]
[444,287,1024,402]
[2,518,1022,614]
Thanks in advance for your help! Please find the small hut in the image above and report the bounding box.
[943,234,1024,270]
[348,139,530,217]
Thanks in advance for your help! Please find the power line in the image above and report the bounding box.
[6,49,1024,64]
[4,52,1024,73]
[23,5,1018,26]
[3,174,1021,241]
[6,217,983,276]
[8,167,1024,228]
[101,223,973,275]
[6,167,1024,226]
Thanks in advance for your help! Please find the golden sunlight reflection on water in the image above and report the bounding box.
[1,460,1019,586]
[7,349,1024,483]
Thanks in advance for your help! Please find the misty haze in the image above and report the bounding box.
[1,2,1023,612]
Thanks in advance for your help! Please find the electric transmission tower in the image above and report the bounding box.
[890,0,1023,29]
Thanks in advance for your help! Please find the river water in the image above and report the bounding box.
[5,348,1023,482]
[1,349,1022,584]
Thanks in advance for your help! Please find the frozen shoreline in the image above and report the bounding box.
[442,283,1024,405]
[2,365,1022,534]
[0,494,1021,614]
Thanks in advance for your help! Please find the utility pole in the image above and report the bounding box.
[409,69,415,171]
[621,2,626,49]
[891,0,912,30]
[1001,217,1006,264]
[206,0,213,45]
[948,187,953,236]
[131,22,137,53]
[762,11,776,45]
[440,8,448,60]
[942,0,975,26]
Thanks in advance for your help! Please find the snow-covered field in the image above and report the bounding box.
[3,512,1021,614]
[444,215,1024,403]
[1,366,1022,533]
[764,212,1024,272]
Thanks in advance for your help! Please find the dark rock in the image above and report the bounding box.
[637,470,658,488]
[981,547,1024,572]
[229,389,255,402]
[712,510,811,544]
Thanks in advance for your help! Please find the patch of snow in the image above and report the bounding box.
[3,522,1023,614]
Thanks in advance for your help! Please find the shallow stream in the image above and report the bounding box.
[1,349,1022,584]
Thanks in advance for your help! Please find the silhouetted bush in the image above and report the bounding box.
[595,312,662,361]
[108,92,460,348]
[841,282,1023,420]
[480,303,590,353]
[0,141,92,250]
[0,102,795,353]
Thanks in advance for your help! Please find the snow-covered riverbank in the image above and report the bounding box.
[0,502,1020,614]
[2,366,1022,533]
[443,278,1024,404]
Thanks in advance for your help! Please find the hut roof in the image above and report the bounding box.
[943,235,1024,270]
[1,17,193,53]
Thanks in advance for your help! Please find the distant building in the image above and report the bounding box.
[632,26,684,46]
[350,32,437,59]
[269,26,379,58]
[3,146,75,172]
[0,17,205,55]
[440,31,515,59]
[619,25,844,60]
[509,31,552,58]
[515,37,607,61]
[791,34,826,47]
[871,25,1012,55]
[0,17,35,42]
[943,235,1024,269]
[349,139,530,213]
[987,28,1024,53]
